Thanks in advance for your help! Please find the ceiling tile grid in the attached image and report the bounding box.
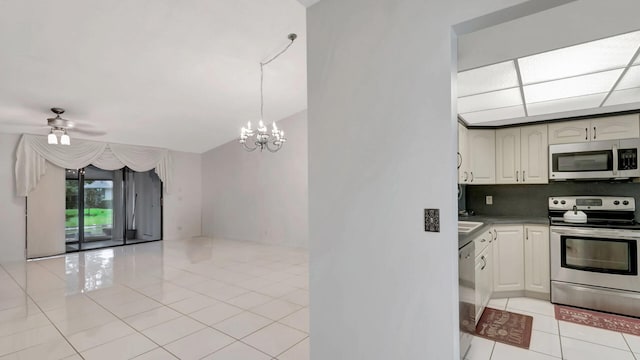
[459,29,640,125]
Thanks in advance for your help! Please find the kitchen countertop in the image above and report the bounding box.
[458,215,549,249]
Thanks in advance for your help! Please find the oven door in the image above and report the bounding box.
[551,226,640,292]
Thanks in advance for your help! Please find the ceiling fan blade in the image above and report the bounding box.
[72,128,107,136]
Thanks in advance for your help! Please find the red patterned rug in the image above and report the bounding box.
[475,307,533,349]
[555,305,640,336]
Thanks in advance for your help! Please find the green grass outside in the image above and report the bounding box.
[65,208,113,227]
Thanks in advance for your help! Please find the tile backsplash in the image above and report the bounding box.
[465,181,640,219]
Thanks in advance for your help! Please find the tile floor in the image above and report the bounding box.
[465,297,640,360]
[0,238,309,359]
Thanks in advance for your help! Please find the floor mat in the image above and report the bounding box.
[555,304,640,336]
[475,307,533,349]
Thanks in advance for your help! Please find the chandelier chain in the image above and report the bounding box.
[259,37,295,122]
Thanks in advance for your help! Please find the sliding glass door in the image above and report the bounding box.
[65,166,161,252]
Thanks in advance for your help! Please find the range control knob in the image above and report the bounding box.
[561,200,566,205]
[614,200,620,205]
[553,200,558,205]
[624,200,630,205]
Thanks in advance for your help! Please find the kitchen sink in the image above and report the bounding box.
[458,221,483,233]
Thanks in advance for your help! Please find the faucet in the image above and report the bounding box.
[572,205,578,214]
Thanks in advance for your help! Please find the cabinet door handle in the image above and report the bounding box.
[480,238,486,243]
[480,255,487,270]
[493,229,497,239]
[457,152,462,169]
[593,126,597,140]
[470,172,474,182]
[463,171,468,182]
[488,231,494,242]
[516,170,519,182]
[585,128,588,140]
[526,229,529,240]
[522,170,525,182]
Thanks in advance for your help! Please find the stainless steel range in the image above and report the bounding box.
[549,196,640,317]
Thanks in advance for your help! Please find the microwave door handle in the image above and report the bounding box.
[613,144,618,176]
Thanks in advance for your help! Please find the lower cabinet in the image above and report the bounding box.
[475,242,492,322]
[524,225,550,293]
[492,225,525,292]
[492,224,549,295]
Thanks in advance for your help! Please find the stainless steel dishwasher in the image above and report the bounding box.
[459,240,475,359]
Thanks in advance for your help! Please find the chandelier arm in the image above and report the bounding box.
[265,140,283,153]
[241,141,259,152]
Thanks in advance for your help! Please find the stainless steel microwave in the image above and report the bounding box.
[549,139,640,180]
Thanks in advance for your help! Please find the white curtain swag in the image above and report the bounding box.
[15,134,172,196]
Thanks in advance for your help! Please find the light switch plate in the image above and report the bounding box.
[486,196,493,205]
[424,209,440,232]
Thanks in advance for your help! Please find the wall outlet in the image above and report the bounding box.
[486,196,493,205]
[424,209,440,232]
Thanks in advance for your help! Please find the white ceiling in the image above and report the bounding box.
[0,0,307,153]
[457,0,640,127]
[458,30,640,125]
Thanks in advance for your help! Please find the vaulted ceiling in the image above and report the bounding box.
[0,0,306,153]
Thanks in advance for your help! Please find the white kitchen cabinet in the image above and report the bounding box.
[495,128,520,184]
[591,115,640,141]
[492,225,524,292]
[475,244,492,323]
[548,114,640,144]
[496,125,548,184]
[458,123,469,184]
[520,125,549,184]
[524,225,550,294]
[467,130,495,184]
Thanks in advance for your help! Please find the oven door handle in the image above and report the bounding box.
[551,226,640,240]
[613,143,618,176]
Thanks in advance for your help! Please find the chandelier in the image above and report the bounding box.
[239,33,297,152]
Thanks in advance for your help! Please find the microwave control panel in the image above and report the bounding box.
[618,148,638,170]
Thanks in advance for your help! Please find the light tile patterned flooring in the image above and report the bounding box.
[465,297,640,360]
[0,238,309,360]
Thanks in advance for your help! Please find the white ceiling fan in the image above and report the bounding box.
[46,107,106,145]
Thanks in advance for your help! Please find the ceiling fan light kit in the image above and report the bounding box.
[46,107,72,145]
[239,33,297,153]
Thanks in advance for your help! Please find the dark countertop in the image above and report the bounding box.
[458,215,549,249]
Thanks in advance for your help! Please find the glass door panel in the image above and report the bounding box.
[81,166,123,250]
[65,169,80,252]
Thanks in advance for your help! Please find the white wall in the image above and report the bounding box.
[0,133,201,262]
[0,133,26,262]
[201,110,308,248]
[306,1,550,359]
[163,151,203,240]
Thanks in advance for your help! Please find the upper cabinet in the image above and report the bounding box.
[467,130,495,184]
[548,114,640,144]
[458,123,469,184]
[496,124,548,184]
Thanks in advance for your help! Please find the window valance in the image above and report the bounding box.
[15,134,172,196]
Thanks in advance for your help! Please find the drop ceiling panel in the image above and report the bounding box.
[615,65,640,90]
[527,93,606,116]
[518,30,640,84]
[457,61,518,97]
[458,88,522,114]
[605,87,640,106]
[461,105,525,124]
[523,69,623,103]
